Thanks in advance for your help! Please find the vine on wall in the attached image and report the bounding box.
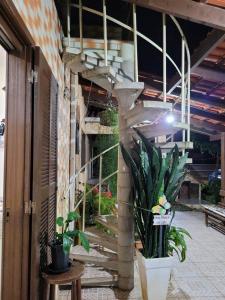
[93,108,119,195]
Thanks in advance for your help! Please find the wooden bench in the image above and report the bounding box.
[203,204,225,234]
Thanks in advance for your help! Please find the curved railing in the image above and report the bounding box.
[63,142,119,230]
[66,0,191,143]
[63,0,192,228]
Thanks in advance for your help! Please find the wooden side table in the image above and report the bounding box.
[42,261,84,300]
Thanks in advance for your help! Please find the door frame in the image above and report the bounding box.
[0,1,34,299]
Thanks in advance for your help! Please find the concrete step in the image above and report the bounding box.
[85,226,118,252]
[81,276,118,287]
[84,123,113,135]
[82,66,123,92]
[156,141,193,150]
[125,101,173,127]
[113,81,144,109]
[70,245,118,271]
[94,215,118,235]
[63,37,122,52]
[64,50,122,74]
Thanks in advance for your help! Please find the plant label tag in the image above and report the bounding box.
[153,215,172,226]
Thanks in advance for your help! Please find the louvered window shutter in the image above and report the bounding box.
[30,48,58,300]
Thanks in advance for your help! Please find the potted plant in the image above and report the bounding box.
[49,211,90,273]
[121,129,191,300]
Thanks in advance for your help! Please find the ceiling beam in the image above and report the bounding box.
[168,29,225,94]
[193,65,225,82]
[191,118,225,135]
[174,103,225,122]
[124,0,225,30]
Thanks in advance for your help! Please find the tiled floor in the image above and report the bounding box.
[59,211,225,300]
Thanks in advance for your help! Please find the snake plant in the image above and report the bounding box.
[120,128,191,260]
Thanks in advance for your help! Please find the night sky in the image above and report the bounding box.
[56,0,212,78]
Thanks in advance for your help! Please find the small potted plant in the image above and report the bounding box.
[121,129,191,300]
[49,211,90,273]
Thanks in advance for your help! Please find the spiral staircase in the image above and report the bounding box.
[62,0,193,289]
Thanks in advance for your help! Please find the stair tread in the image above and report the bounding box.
[71,245,117,261]
[156,141,193,149]
[81,263,119,286]
[85,226,118,252]
[94,215,118,234]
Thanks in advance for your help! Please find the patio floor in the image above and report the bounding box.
[59,211,225,299]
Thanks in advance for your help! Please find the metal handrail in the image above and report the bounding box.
[64,1,192,227]
[74,170,119,231]
[64,142,119,200]
[70,3,182,77]
[69,1,191,141]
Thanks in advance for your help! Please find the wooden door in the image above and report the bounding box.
[30,47,58,300]
[1,46,33,300]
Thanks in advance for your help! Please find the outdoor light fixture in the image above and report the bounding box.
[166,114,175,124]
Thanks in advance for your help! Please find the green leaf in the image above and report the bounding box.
[56,217,64,227]
[78,231,90,252]
[63,235,73,254]
[66,230,78,238]
[67,211,80,222]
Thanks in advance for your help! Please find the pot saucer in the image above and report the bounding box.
[46,262,71,274]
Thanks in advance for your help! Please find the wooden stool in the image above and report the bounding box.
[42,261,84,300]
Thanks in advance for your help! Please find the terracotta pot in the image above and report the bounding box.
[134,240,143,250]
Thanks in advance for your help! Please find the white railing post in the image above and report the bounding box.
[162,13,167,102]
[133,3,138,82]
[82,166,87,232]
[181,37,185,142]
[103,0,108,66]
[98,155,103,215]
[79,0,83,53]
[187,56,191,142]
[67,0,71,47]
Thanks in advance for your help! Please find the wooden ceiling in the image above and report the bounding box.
[204,0,225,8]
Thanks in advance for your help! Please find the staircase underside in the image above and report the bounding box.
[82,66,123,92]
[125,101,173,127]
[135,121,189,139]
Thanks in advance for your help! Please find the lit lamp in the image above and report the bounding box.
[166,114,175,124]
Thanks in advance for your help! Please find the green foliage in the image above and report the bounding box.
[191,132,220,156]
[93,195,116,215]
[99,108,118,127]
[202,179,221,204]
[84,185,116,223]
[120,128,190,260]
[55,211,90,254]
[167,226,191,262]
[94,108,119,195]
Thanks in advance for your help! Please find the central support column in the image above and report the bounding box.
[220,133,225,206]
[117,105,134,290]
[115,43,144,290]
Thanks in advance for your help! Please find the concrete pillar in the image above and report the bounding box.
[117,105,134,290]
[117,41,135,290]
[69,72,77,211]
[120,42,134,83]
[220,133,225,206]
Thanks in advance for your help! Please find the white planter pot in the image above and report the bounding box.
[137,250,174,300]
